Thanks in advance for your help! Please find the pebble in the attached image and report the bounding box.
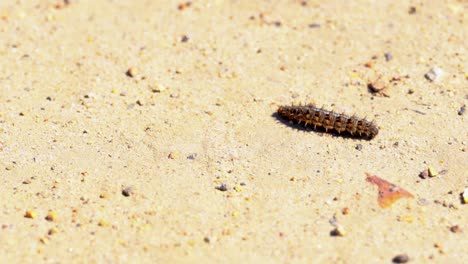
[355,144,363,151]
[168,152,179,159]
[450,225,462,233]
[384,53,393,61]
[122,187,133,197]
[393,254,409,263]
[215,183,228,192]
[24,210,36,219]
[187,153,197,160]
[462,189,468,204]
[419,169,429,179]
[330,225,346,237]
[342,207,350,215]
[368,77,386,93]
[424,67,443,82]
[45,211,58,222]
[126,67,138,78]
[48,228,58,235]
[151,83,167,93]
[458,105,466,116]
[181,35,189,42]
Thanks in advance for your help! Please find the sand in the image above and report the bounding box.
[0,0,466,263]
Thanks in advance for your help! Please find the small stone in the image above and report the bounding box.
[181,35,189,42]
[462,189,468,204]
[330,225,346,237]
[24,210,36,219]
[126,67,138,78]
[428,167,437,177]
[98,219,109,227]
[419,169,429,179]
[215,183,228,192]
[384,53,393,61]
[458,105,466,116]
[48,228,58,235]
[308,23,321,28]
[355,144,363,151]
[151,83,167,93]
[187,153,197,160]
[342,207,350,215]
[424,67,443,82]
[203,237,210,243]
[122,187,133,197]
[393,254,409,263]
[408,6,416,14]
[45,211,58,222]
[168,152,179,159]
[450,225,462,233]
[22,179,32,184]
[368,77,386,93]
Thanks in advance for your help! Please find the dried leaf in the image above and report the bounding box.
[366,173,414,208]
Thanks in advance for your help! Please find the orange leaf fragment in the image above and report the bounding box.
[366,173,414,208]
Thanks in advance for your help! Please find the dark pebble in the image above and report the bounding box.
[187,153,197,160]
[419,169,429,179]
[355,144,363,151]
[384,53,393,61]
[181,35,189,42]
[450,225,462,233]
[308,23,321,28]
[215,183,228,192]
[408,6,416,14]
[393,254,409,263]
[122,187,133,197]
[458,105,465,116]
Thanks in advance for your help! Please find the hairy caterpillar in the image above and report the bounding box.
[277,103,378,139]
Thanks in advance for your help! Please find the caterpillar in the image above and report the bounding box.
[277,103,378,139]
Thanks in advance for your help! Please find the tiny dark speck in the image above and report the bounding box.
[274,21,281,27]
[181,35,189,42]
[408,6,416,14]
[122,187,133,197]
[355,144,363,151]
[384,53,393,61]
[393,254,409,263]
[458,105,465,116]
[215,183,228,192]
[309,23,321,28]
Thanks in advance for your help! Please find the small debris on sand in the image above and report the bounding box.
[126,67,138,78]
[215,183,228,192]
[330,225,346,237]
[424,67,443,82]
[366,173,414,208]
[24,210,36,219]
[393,253,409,263]
[122,187,134,197]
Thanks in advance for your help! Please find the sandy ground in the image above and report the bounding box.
[0,0,466,263]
